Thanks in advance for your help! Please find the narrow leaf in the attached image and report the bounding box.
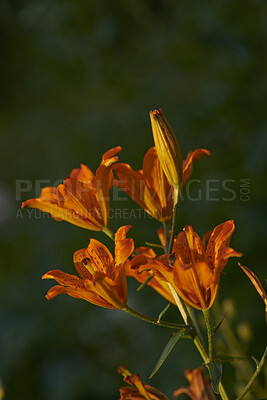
[238,263,267,323]
[207,362,222,394]
[149,330,185,378]
[157,303,170,323]
[215,351,243,363]
[137,274,154,292]
[212,314,227,334]
[145,242,164,249]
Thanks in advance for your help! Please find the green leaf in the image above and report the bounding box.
[212,314,227,334]
[145,242,164,249]
[149,330,185,378]
[207,361,222,394]
[215,351,243,363]
[157,303,170,323]
[136,274,154,292]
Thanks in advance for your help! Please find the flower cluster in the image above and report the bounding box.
[22,109,266,399]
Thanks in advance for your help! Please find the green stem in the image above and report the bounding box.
[236,346,267,400]
[123,306,188,331]
[194,331,229,400]
[219,382,230,400]
[163,221,170,253]
[187,305,204,343]
[203,310,229,398]
[203,309,214,362]
[168,184,180,253]
[194,335,209,364]
[136,274,154,292]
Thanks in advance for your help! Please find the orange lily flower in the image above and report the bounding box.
[42,226,134,309]
[114,146,210,222]
[22,147,121,232]
[173,366,216,400]
[118,366,169,400]
[132,221,242,310]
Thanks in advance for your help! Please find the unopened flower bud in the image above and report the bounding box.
[150,109,183,189]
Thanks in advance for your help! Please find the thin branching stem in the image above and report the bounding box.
[236,346,267,400]
[122,306,189,331]
[168,185,180,253]
[163,221,170,253]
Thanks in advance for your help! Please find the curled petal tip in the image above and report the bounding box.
[123,224,132,233]
[201,149,211,156]
[42,272,53,280]
[21,200,32,209]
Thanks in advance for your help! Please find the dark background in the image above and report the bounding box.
[0,1,266,399]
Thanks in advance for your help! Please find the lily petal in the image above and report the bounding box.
[115,225,134,267]
[174,366,216,400]
[58,179,102,223]
[205,220,236,271]
[95,146,122,226]
[42,269,85,289]
[135,246,157,258]
[173,387,196,400]
[87,239,114,278]
[181,148,211,188]
[114,163,147,210]
[174,226,204,264]
[70,164,95,185]
[46,284,114,308]
[102,146,122,162]
[173,261,214,309]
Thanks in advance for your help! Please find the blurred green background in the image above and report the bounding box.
[0,0,266,399]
